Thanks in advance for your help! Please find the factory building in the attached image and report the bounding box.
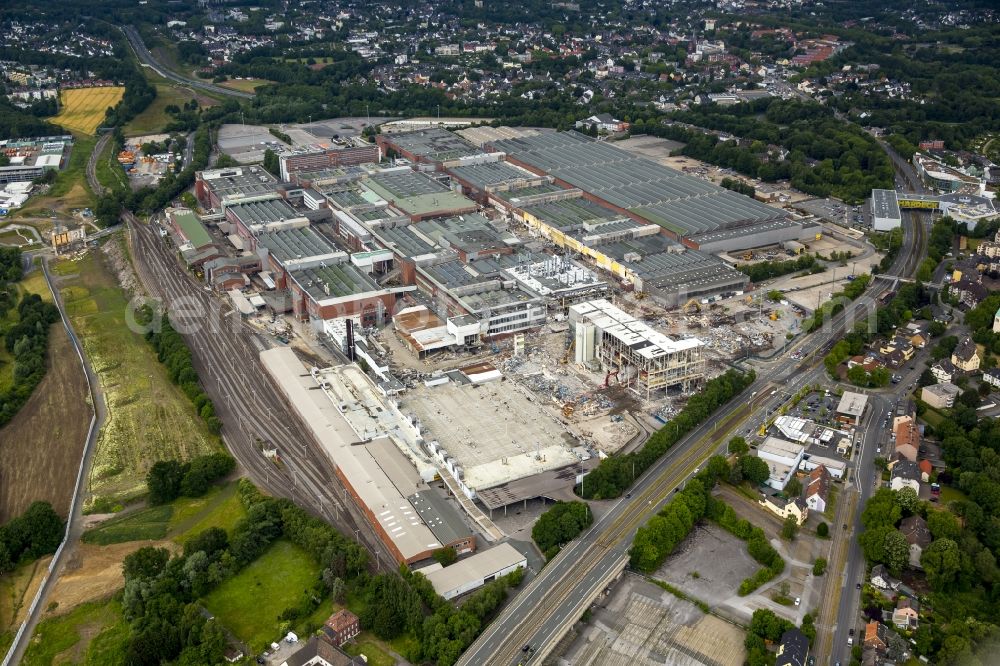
[488,130,801,252]
[871,188,997,231]
[447,160,551,204]
[278,142,381,182]
[195,166,281,210]
[260,347,477,566]
[421,543,527,600]
[495,189,749,305]
[568,299,705,398]
[376,127,486,169]
[364,169,478,221]
[0,136,72,184]
[757,436,806,491]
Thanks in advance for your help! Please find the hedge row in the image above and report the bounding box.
[579,369,755,499]
[710,498,785,596]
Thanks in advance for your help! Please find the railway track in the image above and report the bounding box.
[125,215,396,570]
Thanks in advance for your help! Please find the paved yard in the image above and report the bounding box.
[652,524,760,608]
[561,574,745,666]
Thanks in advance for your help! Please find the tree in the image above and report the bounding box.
[883,530,910,575]
[928,510,962,541]
[728,436,749,456]
[816,522,829,538]
[785,477,803,498]
[813,557,827,576]
[263,148,279,176]
[740,456,770,486]
[781,515,799,540]
[433,546,458,567]
[922,538,962,591]
[895,487,919,514]
[862,489,902,530]
[146,460,184,504]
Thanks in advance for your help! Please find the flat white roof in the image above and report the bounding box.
[837,391,868,417]
[422,543,526,595]
[260,348,441,561]
[759,436,805,460]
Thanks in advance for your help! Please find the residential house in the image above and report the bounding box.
[279,632,366,666]
[951,336,981,373]
[951,278,988,309]
[870,564,901,591]
[891,460,921,493]
[918,459,933,482]
[574,113,629,133]
[775,627,809,666]
[760,492,808,526]
[983,368,1000,390]
[921,382,960,409]
[892,596,920,630]
[864,621,891,652]
[899,515,931,568]
[323,610,360,646]
[893,415,920,462]
[993,304,1000,333]
[804,465,831,513]
[930,358,956,384]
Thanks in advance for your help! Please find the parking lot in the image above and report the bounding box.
[794,197,868,230]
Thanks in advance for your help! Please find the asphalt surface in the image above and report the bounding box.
[122,26,254,100]
[458,181,929,666]
[5,259,107,666]
[126,215,397,573]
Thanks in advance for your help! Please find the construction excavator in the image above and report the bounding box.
[682,298,701,314]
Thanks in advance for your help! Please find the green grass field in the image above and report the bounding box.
[219,78,270,92]
[94,138,129,193]
[203,540,321,652]
[124,84,198,136]
[56,246,220,506]
[22,598,128,666]
[82,481,246,546]
[344,636,396,666]
[938,486,967,505]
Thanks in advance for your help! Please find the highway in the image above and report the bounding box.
[125,214,397,573]
[121,25,254,100]
[458,190,929,666]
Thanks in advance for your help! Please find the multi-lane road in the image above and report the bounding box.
[121,25,254,100]
[458,187,928,666]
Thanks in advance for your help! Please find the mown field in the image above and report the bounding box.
[218,78,270,92]
[21,597,129,666]
[49,87,125,136]
[0,268,90,523]
[82,481,245,546]
[202,539,319,652]
[53,246,220,506]
[123,83,216,137]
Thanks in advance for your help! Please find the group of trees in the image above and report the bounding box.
[120,479,369,664]
[745,608,800,666]
[738,254,817,283]
[146,453,236,504]
[141,309,222,434]
[0,501,64,576]
[665,98,894,202]
[359,560,524,665]
[822,280,934,380]
[710,498,785,595]
[0,288,60,428]
[531,501,592,560]
[578,369,755,499]
[719,176,755,198]
[630,471,717,573]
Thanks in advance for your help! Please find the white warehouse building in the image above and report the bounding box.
[756,436,805,491]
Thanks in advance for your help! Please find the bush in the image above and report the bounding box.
[532,501,592,559]
[813,557,828,576]
[817,521,829,538]
[146,453,236,504]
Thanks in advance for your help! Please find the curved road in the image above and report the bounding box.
[86,134,111,196]
[122,26,254,101]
